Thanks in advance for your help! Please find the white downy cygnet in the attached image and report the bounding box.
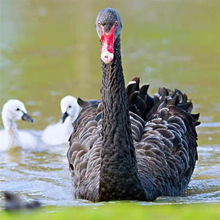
[0,99,38,151]
[42,95,81,145]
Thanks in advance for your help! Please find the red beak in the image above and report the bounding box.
[100,25,115,64]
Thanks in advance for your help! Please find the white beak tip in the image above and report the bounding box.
[101,51,114,64]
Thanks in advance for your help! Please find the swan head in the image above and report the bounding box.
[96,8,122,64]
[60,96,80,123]
[1,99,34,125]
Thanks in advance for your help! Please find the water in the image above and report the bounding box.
[0,0,219,206]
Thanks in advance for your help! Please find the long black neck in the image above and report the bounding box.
[99,36,146,201]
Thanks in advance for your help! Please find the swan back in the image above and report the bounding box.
[68,81,200,201]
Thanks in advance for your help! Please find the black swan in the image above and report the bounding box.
[67,8,200,201]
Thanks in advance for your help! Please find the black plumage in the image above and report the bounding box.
[67,8,200,202]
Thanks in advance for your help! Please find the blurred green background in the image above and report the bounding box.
[0,0,219,130]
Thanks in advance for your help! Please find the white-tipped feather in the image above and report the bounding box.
[42,96,81,146]
[127,81,136,86]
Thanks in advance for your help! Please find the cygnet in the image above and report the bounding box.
[42,95,81,145]
[0,99,38,151]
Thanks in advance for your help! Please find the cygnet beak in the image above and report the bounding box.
[60,111,69,123]
[22,113,34,123]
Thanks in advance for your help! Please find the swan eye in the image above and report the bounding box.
[115,21,118,26]
[16,108,20,111]
[68,105,71,108]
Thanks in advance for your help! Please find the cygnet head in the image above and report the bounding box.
[60,96,80,123]
[2,99,34,127]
